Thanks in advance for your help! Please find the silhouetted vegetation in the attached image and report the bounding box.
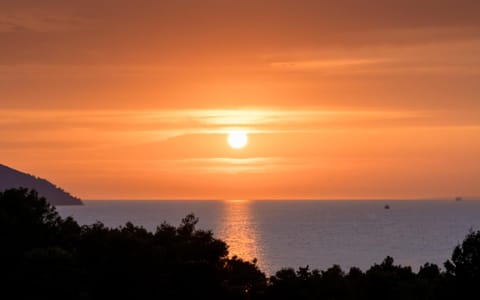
[1,188,480,299]
[0,188,264,299]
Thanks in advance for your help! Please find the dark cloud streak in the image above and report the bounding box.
[1,0,480,64]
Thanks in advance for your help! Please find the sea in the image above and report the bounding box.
[57,200,480,275]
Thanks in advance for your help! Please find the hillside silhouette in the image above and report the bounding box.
[1,187,480,300]
[0,164,82,205]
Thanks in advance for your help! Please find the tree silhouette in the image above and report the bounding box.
[0,188,267,300]
[444,230,480,298]
[2,187,480,300]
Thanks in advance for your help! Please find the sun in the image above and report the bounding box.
[227,131,248,149]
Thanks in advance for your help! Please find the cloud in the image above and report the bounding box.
[0,14,86,33]
[270,58,389,71]
[0,108,477,154]
[0,1,479,113]
[0,1,479,64]
[1,1,479,199]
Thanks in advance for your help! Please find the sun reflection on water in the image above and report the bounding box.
[218,200,266,270]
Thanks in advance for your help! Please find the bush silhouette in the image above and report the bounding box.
[0,188,266,299]
[1,187,480,300]
[444,230,480,298]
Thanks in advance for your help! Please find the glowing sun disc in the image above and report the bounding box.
[227,131,248,149]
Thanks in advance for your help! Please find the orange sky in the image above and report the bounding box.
[1,0,479,199]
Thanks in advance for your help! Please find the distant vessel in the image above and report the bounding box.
[455,197,463,202]
[384,204,390,210]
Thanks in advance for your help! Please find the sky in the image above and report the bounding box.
[1,0,479,199]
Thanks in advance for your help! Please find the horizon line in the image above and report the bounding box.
[79,197,480,202]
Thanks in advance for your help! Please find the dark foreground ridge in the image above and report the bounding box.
[0,164,82,205]
[1,188,479,300]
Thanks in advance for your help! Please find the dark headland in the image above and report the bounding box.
[0,164,82,205]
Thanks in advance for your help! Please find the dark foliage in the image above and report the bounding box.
[444,230,480,298]
[0,188,265,300]
[1,188,480,300]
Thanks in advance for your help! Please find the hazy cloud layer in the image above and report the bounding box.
[1,0,480,64]
[1,1,480,198]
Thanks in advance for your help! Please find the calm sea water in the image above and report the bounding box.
[57,200,480,275]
